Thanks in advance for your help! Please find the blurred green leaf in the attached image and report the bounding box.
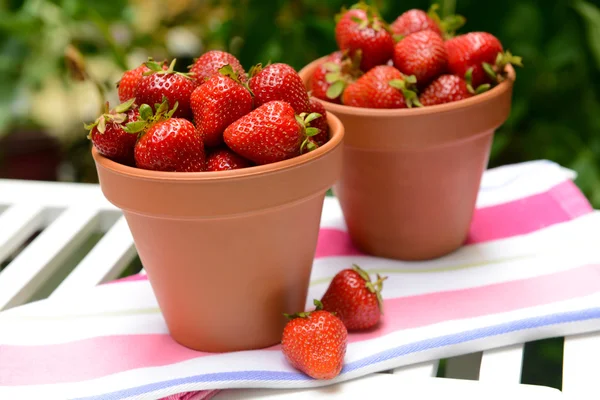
[573,0,600,70]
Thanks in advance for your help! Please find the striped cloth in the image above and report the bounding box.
[1,160,599,400]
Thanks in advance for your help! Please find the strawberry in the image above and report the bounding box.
[190,65,253,148]
[85,98,139,162]
[135,58,196,120]
[248,63,310,114]
[335,4,394,72]
[117,64,150,103]
[445,32,523,88]
[223,100,321,165]
[390,9,442,37]
[132,100,205,172]
[308,97,329,147]
[310,51,361,104]
[393,29,448,86]
[321,264,387,331]
[281,299,347,380]
[206,148,252,171]
[419,74,473,106]
[391,5,466,41]
[342,65,421,109]
[189,50,247,85]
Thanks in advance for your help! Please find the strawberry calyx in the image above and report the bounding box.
[480,51,523,85]
[388,75,423,108]
[84,98,137,139]
[284,299,325,320]
[339,1,391,34]
[248,61,273,79]
[218,64,254,95]
[323,51,363,100]
[122,96,179,136]
[143,58,193,81]
[352,264,388,315]
[248,63,263,79]
[465,68,491,95]
[427,4,466,39]
[482,50,523,84]
[297,112,324,154]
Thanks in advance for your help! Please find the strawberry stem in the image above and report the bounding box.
[297,112,323,154]
[84,98,138,138]
[142,57,193,80]
[352,264,371,282]
[283,299,324,320]
[428,3,466,39]
[248,63,263,78]
[352,263,387,314]
[388,76,423,108]
[122,96,178,136]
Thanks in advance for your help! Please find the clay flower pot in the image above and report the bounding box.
[299,57,515,261]
[92,113,344,352]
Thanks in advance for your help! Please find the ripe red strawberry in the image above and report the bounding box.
[282,299,347,380]
[189,50,247,85]
[321,265,387,331]
[308,97,329,147]
[342,65,421,109]
[310,51,361,104]
[135,59,196,120]
[391,5,465,40]
[223,100,321,165]
[390,9,441,37]
[335,5,394,72]
[206,148,252,171]
[85,98,139,162]
[419,74,473,106]
[393,30,448,86]
[190,65,253,148]
[133,101,205,172]
[117,64,150,103]
[445,32,522,88]
[249,63,310,114]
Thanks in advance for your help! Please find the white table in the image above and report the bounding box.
[0,178,596,399]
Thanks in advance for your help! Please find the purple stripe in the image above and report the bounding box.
[73,307,600,400]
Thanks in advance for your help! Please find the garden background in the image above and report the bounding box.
[2,0,600,390]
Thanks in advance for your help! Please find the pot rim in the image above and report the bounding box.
[300,56,516,117]
[92,112,344,182]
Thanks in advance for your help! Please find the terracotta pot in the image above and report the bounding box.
[92,113,344,352]
[299,57,515,261]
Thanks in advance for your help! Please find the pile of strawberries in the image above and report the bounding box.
[87,52,329,172]
[281,264,387,380]
[311,2,522,108]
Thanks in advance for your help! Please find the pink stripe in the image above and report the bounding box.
[315,228,365,258]
[3,263,600,386]
[465,180,592,244]
[0,335,213,386]
[106,274,149,285]
[109,180,592,287]
[348,263,600,342]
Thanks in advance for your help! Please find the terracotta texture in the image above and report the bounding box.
[92,113,344,352]
[299,57,515,260]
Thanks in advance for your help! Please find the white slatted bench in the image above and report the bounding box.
[0,178,595,398]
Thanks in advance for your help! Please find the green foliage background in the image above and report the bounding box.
[1,0,600,207]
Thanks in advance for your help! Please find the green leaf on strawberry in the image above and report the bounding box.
[389,76,423,108]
